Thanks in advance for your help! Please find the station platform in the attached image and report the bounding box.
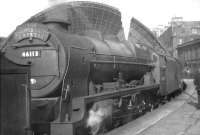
[106,79,200,135]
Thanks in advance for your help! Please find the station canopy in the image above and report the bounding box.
[27,1,123,36]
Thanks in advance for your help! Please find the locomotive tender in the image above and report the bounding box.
[1,1,184,135]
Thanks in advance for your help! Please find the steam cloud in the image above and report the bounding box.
[87,100,113,135]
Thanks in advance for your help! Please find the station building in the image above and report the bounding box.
[159,17,200,57]
[177,38,200,78]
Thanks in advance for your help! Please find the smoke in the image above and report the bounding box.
[48,0,132,40]
[87,108,105,134]
[48,0,67,6]
[86,100,113,135]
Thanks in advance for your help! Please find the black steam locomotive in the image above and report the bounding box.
[0,1,184,135]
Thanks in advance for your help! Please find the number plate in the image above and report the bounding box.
[21,50,41,58]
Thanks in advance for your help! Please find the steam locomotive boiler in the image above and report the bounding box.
[1,1,184,135]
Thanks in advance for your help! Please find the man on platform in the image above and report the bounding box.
[194,68,200,109]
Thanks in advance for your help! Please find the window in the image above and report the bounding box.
[184,50,188,61]
[178,38,183,44]
[191,28,200,34]
[180,53,184,60]
[191,48,196,60]
[198,47,200,58]
[185,51,188,61]
[188,50,191,60]
[192,28,198,34]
